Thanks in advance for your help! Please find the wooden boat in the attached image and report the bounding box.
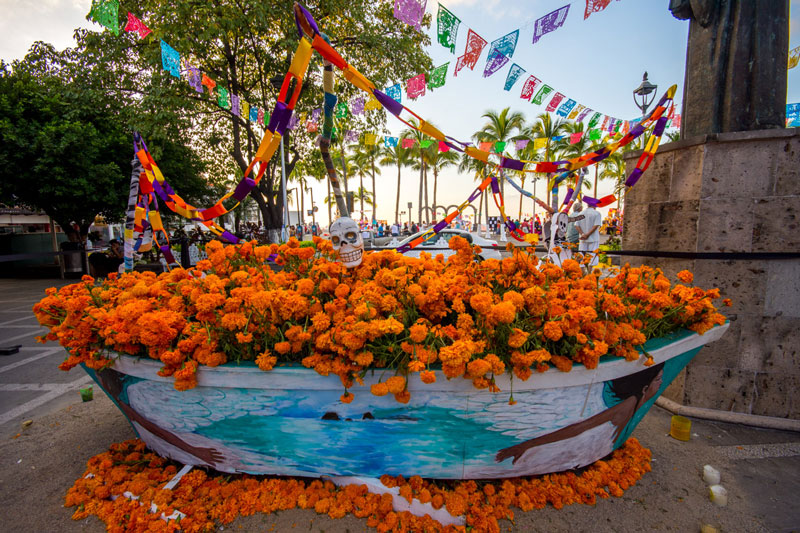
[84,323,727,479]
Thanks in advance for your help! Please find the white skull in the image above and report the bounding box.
[555,212,569,239]
[329,217,364,268]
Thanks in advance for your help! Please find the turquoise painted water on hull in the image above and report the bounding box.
[196,404,520,478]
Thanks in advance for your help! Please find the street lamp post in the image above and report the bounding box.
[306,187,316,227]
[407,202,412,228]
[633,72,658,149]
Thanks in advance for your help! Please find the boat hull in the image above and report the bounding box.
[84,324,727,479]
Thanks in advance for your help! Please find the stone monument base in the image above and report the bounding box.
[622,128,800,419]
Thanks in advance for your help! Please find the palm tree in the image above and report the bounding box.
[474,108,526,199]
[401,121,429,224]
[350,143,382,221]
[458,152,490,231]
[347,151,371,221]
[522,112,568,207]
[380,143,412,224]
[424,143,460,215]
[600,150,629,211]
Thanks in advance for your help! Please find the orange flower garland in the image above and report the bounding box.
[66,437,652,532]
[34,237,727,402]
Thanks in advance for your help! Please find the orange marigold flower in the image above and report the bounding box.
[393,390,411,404]
[676,270,694,284]
[419,370,436,384]
[722,298,732,307]
[274,341,291,355]
[385,376,406,394]
[408,324,429,343]
[255,352,277,371]
[340,391,354,404]
[507,328,529,349]
[543,321,563,341]
[370,382,389,396]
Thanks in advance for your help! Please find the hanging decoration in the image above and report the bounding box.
[124,12,151,39]
[785,103,799,126]
[454,29,488,76]
[88,0,120,35]
[577,107,593,122]
[385,83,402,103]
[584,0,614,20]
[568,104,585,120]
[556,98,577,117]
[532,84,553,105]
[406,73,427,99]
[532,4,570,44]
[789,45,800,69]
[427,63,449,89]
[350,96,365,115]
[335,102,349,118]
[186,64,203,93]
[436,4,461,53]
[392,0,427,31]
[520,75,541,100]
[545,92,565,112]
[504,64,526,91]
[483,30,519,77]
[159,40,181,78]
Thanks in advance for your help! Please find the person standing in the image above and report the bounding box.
[566,202,582,249]
[576,202,602,267]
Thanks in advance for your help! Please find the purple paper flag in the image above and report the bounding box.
[231,94,240,116]
[393,0,427,31]
[350,97,365,115]
[186,64,203,93]
[483,49,509,77]
[532,4,570,45]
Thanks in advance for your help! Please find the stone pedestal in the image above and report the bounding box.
[623,128,800,419]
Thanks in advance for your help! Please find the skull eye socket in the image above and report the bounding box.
[345,231,357,241]
[331,236,341,245]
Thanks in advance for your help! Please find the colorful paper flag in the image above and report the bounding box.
[567,104,586,120]
[89,0,120,35]
[401,138,415,148]
[186,64,203,93]
[494,141,507,153]
[546,92,565,113]
[386,84,402,103]
[515,139,529,151]
[479,141,493,152]
[407,73,427,99]
[420,140,433,148]
[345,129,359,142]
[306,121,318,133]
[484,30,519,77]
[454,29,487,76]
[427,63,449,90]
[335,102,349,118]
[350,97,365,116]
[288,114,299,130]
[365,95,382,110]
[789,46,800,69]
[365,133,378,145]
[385,136,399,147]
[569,132,583,144]
[438,140,450,152]
[600,115,610,130]
[250,106,259,123]
[556,98,577,117]
[230,94,240,116]
[520,75,541,100]
[216,87,230,109]
[201,74,217,96]
[532,84,553,105]
[437,4,461,53]
[584,0,613,20]
[160,40,181,78]
[393,0,427,31]
[124,12,150,39]
[533,138,547,150]
[532,4,570,45]
[483,49,509,77]
[257,108,265,126]
[577,107,593,122]
[504,64,526,91]
[587,112,602,128]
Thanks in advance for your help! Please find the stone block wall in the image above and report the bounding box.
[622,129,799,419]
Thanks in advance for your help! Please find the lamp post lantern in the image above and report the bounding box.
[632,72,658,117]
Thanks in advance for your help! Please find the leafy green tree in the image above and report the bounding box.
[0,46,208,242]
[458,151,490,230]
[77,0,432,236]
[474,108,525,199]
[521,112,568,206]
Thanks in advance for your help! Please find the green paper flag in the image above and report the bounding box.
[588,112,602,128]
[420,140,433,148]
[437,5,461,53]
[494,141,506,153]
[88,0,120,35]
[589,128,601,140]
[531,85,553,105]
[427,63,449,90]
[217,87,231,110]
[335,102,349,119]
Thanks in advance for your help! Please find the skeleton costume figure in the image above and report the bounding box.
[329,217,364,268]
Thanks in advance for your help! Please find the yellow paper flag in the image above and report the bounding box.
[533,138,547,150]
[365,95,381,111]
[364,133,378,145]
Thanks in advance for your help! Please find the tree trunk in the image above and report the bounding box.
[477,185,484,232]
[594,165,599,197]
[395,163,401,225]
[327,179,332,225]
[417,159,423,225]
[423,164,429,223]
[359,173,365,221]
[370,153,377,222]
[433,167,438,215]
[518,174,525,220]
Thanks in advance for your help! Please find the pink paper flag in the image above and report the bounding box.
[401,138,415,148]
[454,29,487,76]
[124,12,151,39]
[545,92,565,112]
[479,141,493,152]
[438,141,450,152]
[519,75,541,100]
[406,73,426,100]
[569,132,583,144]
[515,139,529,151]
[393,0,427,31]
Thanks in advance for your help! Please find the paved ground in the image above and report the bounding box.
[1,278,798,532]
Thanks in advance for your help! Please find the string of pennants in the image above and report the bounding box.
[387,0,647,132]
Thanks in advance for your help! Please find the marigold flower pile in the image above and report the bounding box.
[34,236,727,401]
[66,437,652,533]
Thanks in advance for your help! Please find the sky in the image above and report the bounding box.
[2,0,799,228]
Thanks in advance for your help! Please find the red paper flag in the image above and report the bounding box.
[519,75,541,100]
[454,29,487,76]
[545,92,565,112]
[584,0,613,20]
[406,73,426,100]
[401,138,416,148]
[438,141,450,152]
[124,12,151,39]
